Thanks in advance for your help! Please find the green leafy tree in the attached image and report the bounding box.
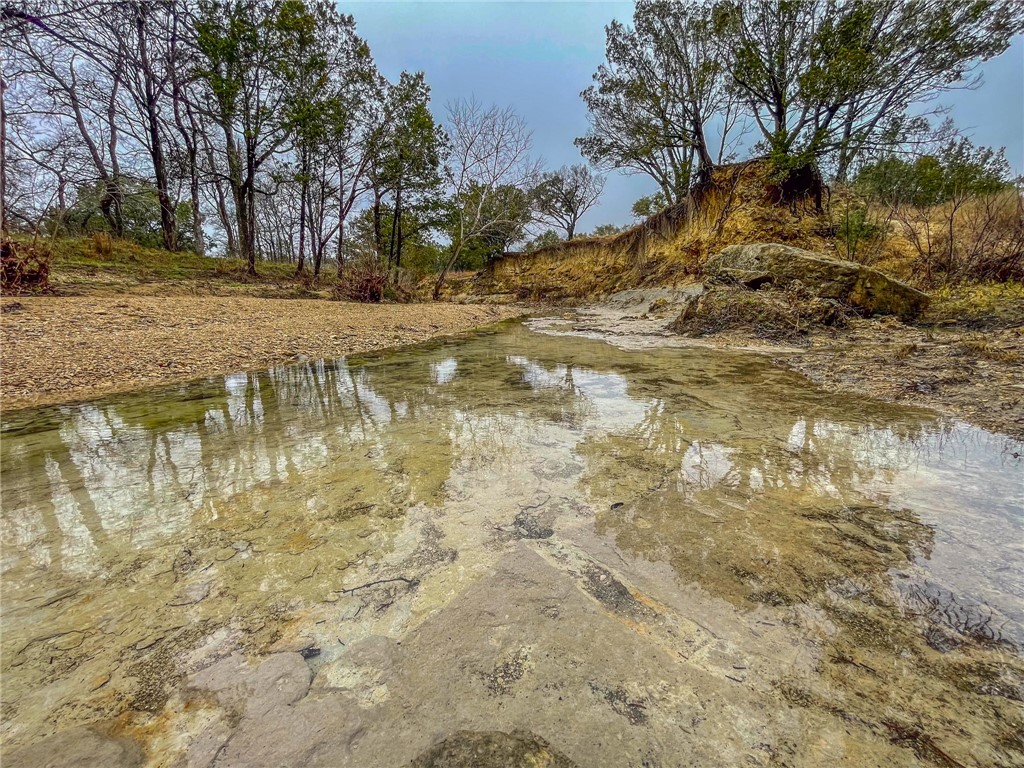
[715,0,1023,178]
[533,164,605,240]
[856,137,1009,208]
[856,136,1011,280]
[343,204,447,276]
[589,223,628,237]
[576,0,737,204]
[277,0,340,276]
[524,229,563,253]
[631,191,668,220]
[314,27,379,276]
[61,179,195,250]
[371,72,447,278]
[449,183,533,268]
[195,0,327,274]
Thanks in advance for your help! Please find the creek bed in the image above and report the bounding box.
[2,320,1022,767]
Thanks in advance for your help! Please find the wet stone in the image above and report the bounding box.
[4,726,145,768]
[51,631,86,651]
[581,563,658,621]
[409,730,579,768]
[481,647,531,695]
[589,683,649,726]
[509,510,554,539]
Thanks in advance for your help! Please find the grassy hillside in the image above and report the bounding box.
[10,234,333,298]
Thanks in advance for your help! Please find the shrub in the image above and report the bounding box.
[951,186,1024,282]
[91,232,113,258]
[855,139,1016,285]
[835,201,887,263]
[333,259,388,302]
[1,240,51,294]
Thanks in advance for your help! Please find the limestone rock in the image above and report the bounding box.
[4,726,145,768]
[188,651,312,717]
[704,243,929,318]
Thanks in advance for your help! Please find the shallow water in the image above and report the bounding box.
[2,321,1022,767]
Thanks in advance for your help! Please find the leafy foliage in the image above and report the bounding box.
[855,139,1011,208]
[532,164,605,239]
[631,192,669,220]
[576,0,732,203]
[579,0,1023,192]
[589,223,628,237]
[524,229,564,253]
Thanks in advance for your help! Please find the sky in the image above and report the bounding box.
[346,1,1024,232]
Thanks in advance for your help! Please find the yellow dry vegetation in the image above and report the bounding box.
[833,186,1023,284]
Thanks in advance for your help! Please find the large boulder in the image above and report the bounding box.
[704,243,929,319]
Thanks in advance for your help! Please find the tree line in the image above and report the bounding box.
[0,0,606,295]
[2,0,1021,295]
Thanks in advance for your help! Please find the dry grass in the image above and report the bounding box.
[924,281,1024,329]
[832,187,1023,286]
[956,339,1022,364]
[892,343,917,361]
[475,162,1020,306]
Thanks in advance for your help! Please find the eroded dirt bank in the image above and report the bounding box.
[0,296,520,410]
[543,290,1024,439]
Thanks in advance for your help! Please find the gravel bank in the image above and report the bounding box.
[0,296,520,410]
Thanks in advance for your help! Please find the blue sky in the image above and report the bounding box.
[346,1,1024,231]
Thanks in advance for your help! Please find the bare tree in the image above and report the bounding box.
[533,163,605,240]
[433,99,539,299]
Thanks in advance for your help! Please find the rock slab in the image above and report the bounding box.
[704,243,929,318]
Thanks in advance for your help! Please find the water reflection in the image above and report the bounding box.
[1,322,1021,765]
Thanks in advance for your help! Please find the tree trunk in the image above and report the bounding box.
[372,187,384,258]
[313,240,323,277]
[0,63,6,236]
[100,179,124,237]
[295,149,309,276]
[225,125,256,274]
[236,187,254,273]
[136,4,176,251]
[106,69,124,237]
[214,180,235,256]
[244,187,257,275]
[692,115,714,177]
[433,241,464,300]
[336,151,346,272]
[189,170,204,256]
[390,175,402,281]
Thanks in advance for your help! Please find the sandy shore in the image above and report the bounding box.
[0,297,521,411]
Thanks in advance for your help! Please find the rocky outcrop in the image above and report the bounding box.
[704,243,929,319]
